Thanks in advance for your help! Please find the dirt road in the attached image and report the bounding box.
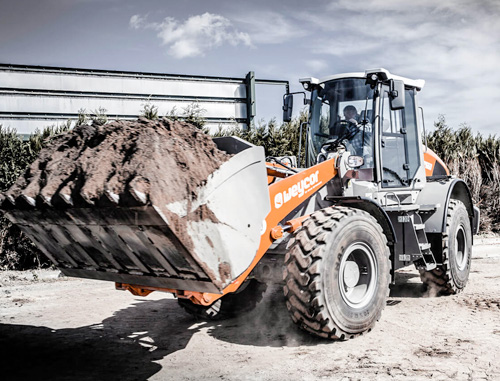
[1,238,499,381]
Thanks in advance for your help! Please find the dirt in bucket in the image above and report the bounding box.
[4,118,231,210]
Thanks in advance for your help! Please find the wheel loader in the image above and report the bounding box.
[0,68,479,340]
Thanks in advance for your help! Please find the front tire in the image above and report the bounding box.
[419,199,472,295]
[283,206,391,340]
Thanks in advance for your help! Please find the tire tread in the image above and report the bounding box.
[283,206,391,340]
[419,199,471,295]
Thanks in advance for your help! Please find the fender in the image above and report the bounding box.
[326,196,397,245]
[416,178,477,235]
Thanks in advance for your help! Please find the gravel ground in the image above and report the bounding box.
[0,237,499,381]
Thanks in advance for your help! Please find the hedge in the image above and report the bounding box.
[0,112,498,270]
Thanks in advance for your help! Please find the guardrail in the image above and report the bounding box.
[0,63,289,134]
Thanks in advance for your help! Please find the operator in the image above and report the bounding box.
[341,105,372,166]
[343,105,359,125]
[341,105,363,154]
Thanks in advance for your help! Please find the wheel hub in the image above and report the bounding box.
[343,261,360,288]
[339,242,378,309]
[455,225,468,271]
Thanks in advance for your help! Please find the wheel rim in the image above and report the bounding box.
[338,242,378,309]
[455,225,468,271]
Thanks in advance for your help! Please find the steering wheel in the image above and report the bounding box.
[335,120,359,140]
[315,120,359,152]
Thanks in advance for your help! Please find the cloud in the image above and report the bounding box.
[231,11,309,44]
[129,14,147,30]
[296,0,500,134]
[305,59,328,72]
[129,13,251,59]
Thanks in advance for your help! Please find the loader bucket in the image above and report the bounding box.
[2,137,270,293]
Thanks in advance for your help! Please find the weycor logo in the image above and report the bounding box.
[274,170,320,209]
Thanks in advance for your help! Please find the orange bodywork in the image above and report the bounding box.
[118,158,338,305]
[423,148,450,176]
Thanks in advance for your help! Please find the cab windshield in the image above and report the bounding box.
[307,78,375,167]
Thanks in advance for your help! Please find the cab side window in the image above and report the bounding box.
[380,89,408,187]
[380,87,421,188]
[404,89,420,180]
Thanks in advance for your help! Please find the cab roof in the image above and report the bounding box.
[299,68,425,90]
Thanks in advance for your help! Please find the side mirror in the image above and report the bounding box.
[283,94,293,122]
[390,79,405,110]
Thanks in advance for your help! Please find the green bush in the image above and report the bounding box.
[1,111,498,271]
[140,101,159,120]
[427,116,500,232]
[212,111,309,166]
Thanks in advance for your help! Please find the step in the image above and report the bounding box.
[414,258,436,271]
[419,243,431,251]
[384,204,420,212]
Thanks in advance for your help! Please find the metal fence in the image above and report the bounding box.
[0,64,289,135]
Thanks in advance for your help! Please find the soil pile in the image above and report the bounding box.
[2,118,231,210]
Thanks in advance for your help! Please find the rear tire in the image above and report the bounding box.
[283,206,391,340]
[419,199,472,295]
[178,279,267,320]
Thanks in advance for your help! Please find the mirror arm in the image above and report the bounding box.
[284,91,307,104]
[297,121,308,166]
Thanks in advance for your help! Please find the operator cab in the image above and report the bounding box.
[296,69,426,195]
[307,76,375,170]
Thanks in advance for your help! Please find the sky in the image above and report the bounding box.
[0,0,499,135]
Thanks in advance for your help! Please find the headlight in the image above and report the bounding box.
[347,155,364,168]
